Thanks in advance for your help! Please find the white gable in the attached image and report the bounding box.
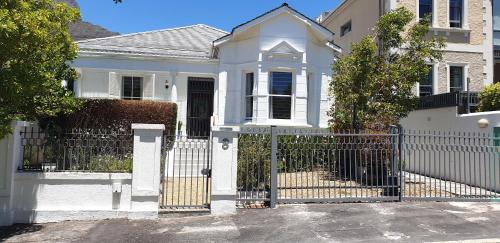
[214,4,335,49]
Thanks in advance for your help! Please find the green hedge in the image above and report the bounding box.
[478,83,500,112]
[39,99,177,134]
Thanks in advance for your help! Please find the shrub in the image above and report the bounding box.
[39,99,177,134]
[88,154,133,173]
[478,83,500,112]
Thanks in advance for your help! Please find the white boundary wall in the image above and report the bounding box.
[0,122,164,226]
[401,107,500,133]
[401,108,500,192]
[12,173,132,223]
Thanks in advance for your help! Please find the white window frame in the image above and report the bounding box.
[268,70,295,121]
[447,0,468,29]
[416,0,438,27]
[446,63,469,93]
[122,76,144,100]
[244,72,255,120]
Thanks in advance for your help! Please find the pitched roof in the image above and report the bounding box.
[77,24,228,59]
[214,3,335,46]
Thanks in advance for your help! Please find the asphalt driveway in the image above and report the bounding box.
[2,202,500,242]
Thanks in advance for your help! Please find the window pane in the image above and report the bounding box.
[450,0,463,28]
[270,72,292,95]
[132,77,143,100]
[450,66,463,93]
[420,65,433,97]
[340,21,352,37]
[123,77,133,100]
[419,0,433,19]
[270,96,291,119]
[246,73,254,96]
[246,97,253,119]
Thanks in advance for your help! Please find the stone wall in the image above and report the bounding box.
[437,51,485,93]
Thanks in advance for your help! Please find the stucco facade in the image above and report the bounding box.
[72,4,339,135]
[320,0,493,96]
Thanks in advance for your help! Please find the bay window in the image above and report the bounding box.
[269,72,292,119]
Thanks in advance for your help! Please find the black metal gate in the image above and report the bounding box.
[186,77,214,138]
[160,134,212,210]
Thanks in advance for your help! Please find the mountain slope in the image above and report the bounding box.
[55,0,119,41]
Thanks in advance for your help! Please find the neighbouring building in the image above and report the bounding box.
[71,4,340,136]
[493,0,500,82]
[319,0,494,97]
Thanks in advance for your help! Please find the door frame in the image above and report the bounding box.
[186,77,215,137]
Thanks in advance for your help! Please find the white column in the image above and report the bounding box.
[256,66,269,124]
[170,72,178,103]
[211,126,239,215]
[129,124,164,220]
[217,68,229,126]
[0,121,26,226]
[319,73,331,128]
[294,67,308,125]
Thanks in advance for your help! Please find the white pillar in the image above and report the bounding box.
[170,73,178,103]
[129,124,164,220]
[211,126,239,215]
[0,121,27,226]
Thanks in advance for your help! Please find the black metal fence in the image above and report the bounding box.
[160,134,212,210]
[236,127,272,207]
[20,127,133,172]
[237,126,500,208]
[417,91,480,114]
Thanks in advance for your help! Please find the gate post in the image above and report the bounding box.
[384,125,401,198]
[270,126,278,208]
[129,124,164,220]
[0,121,26,226]
[211,126,238,215]
[398,125,404,202]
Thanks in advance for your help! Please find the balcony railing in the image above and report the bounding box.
[417,91,479,114]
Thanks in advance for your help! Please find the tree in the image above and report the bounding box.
[0,0,82,139]
[478,83,500,112]
[329,8,445,130]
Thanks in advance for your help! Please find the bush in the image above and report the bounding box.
[88,154,133,173]
[39,99,177,134]
[478,83,500,112]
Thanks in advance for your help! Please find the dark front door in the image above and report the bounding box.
[187,77,214,137]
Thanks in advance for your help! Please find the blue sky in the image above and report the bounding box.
[77,0,343,34]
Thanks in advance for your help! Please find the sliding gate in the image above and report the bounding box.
[237,126,500,208]
[236,127,401,207]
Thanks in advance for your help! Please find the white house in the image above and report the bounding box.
[72,4,340,136]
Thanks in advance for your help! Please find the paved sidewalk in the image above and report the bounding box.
[2,202,500,242]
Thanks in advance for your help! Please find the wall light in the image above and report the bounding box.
[478,118,489,129]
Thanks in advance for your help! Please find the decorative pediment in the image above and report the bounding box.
[263,41,303,62]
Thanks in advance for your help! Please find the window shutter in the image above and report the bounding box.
[143,74,155,100]
[109,72,121,99]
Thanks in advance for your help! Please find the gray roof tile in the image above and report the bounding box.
[77,24,228,59]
